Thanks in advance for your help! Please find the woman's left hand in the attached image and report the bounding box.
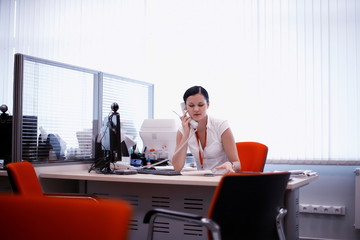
[215,162,235,173]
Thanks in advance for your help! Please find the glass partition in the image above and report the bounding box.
[13,54,153,164]
[102,73,154,151]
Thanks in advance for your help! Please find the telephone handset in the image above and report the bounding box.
[181,102,198,129]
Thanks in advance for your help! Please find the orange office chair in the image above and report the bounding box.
[6,161,97,200]
[0,194,132,240]
[236,141,268,172]
[144,171,290,240]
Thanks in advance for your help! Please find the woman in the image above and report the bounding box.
[172,86,241,173]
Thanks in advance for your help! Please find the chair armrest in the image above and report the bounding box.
[276,208,287,240]
[144,208,204,223]
[44,193,99,203]
[144,208,221,240]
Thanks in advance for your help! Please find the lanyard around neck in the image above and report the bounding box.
[195,131,207,169]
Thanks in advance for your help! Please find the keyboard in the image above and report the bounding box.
[136,168,182,176]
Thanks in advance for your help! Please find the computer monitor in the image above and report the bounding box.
[91,103,126,173]
[139,119,178,161]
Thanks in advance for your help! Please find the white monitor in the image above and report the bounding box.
[139,119,178,160]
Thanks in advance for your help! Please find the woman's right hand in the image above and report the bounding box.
[181,111,192,134]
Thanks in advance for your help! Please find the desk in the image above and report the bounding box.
[40,170,318,240]
[0,170,7,176]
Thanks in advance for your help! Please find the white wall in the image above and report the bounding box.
[265,164,360,240]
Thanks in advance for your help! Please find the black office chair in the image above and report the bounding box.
[144,171,291,240]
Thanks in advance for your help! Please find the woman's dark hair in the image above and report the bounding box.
[183,86,209,103]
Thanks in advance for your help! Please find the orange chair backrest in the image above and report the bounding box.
[0,194,132,240]
[236,142,268,172]
[6,161,44,196]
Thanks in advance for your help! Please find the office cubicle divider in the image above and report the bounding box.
[12,53,154,165]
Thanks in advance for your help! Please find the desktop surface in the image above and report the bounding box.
[40,168,318,189]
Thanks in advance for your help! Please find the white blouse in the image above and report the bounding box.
[179,116,230,170]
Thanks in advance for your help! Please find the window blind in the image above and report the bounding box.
[2,0,360,164]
